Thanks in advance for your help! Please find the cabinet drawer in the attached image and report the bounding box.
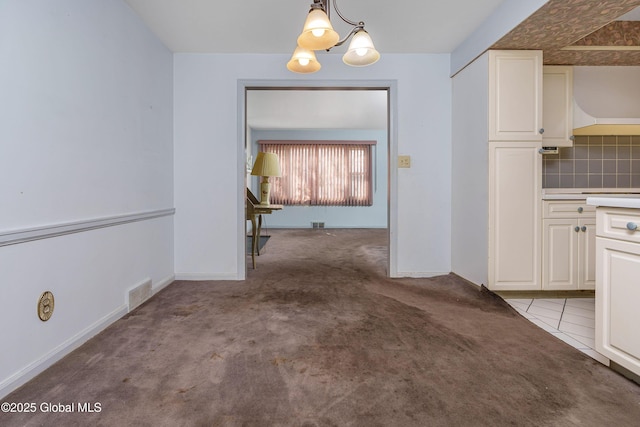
[543,201,595,218]
[597,208,640,243]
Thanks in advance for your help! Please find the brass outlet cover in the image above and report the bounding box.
[38,291,54,321]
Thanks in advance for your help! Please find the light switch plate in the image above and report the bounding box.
[398,155,411,168]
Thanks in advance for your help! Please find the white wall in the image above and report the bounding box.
[0,0,174,397]
[451,53,490,286]
[174,53,452,279]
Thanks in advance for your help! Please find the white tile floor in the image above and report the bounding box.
[505,297,609,366]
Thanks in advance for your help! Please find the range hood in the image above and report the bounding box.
[573,66,640,136]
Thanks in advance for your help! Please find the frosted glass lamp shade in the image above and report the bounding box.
[287,46,321,73]
[342,29,380,67]
[251,152,281,177]
[297,9,339,50]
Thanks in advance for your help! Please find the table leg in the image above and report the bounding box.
[250,215,257,269]
[257,214,263,256]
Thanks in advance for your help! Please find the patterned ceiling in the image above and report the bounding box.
[491,0,640,65]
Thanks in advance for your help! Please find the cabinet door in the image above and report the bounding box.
[489,142,541,290]
[542,66,574,147]
[489,50,543,142]
[596,236,640,377]
[579,218,596,289]
[542,219,579,290]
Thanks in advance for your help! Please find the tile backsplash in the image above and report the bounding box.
[543,135,640,189]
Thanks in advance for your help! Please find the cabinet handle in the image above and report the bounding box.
[539,128,545,134]
[575,226,580,232]
[627,222,638,231]
[570,135,575,141]
[581,226,587,232]
[577,207,583,213]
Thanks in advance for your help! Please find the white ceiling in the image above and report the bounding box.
[124,0,507,130]
[123,0,505,54]
[122,1,640,130]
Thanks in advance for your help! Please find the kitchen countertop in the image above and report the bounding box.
[586,196,640,209]
[543,188,640,201]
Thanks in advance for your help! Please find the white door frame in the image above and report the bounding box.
[237,79,398,279]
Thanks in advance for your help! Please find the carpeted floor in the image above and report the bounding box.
[2,228,640,426]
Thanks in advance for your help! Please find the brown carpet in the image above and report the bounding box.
[2,228,640,426]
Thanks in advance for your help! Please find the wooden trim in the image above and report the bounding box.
[0,208,175,247]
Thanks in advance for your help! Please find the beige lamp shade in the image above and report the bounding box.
[287,46,321,74]
[297,8,340,50]
[342,29,380,67]
[251,152,281,177]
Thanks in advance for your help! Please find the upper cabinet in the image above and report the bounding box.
[543,66,574,147]
[488,50,543,142]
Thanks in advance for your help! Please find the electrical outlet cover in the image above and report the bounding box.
[398,155,411,168]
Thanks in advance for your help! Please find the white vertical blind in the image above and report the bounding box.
[258,140,375,206]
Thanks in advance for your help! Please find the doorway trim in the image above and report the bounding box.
[237,79,398,279]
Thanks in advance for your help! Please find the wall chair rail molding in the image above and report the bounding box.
[0,208,175,247]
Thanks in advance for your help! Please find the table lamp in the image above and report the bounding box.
[251,152,281,206]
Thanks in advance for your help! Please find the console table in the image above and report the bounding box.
[246,189,282,269]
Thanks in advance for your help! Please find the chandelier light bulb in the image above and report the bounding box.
[287,1,382,72]
[343,29,380,67]
[297,8,339,50]
[286,46,321,73]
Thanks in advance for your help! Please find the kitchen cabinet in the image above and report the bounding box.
[592,204,640,378]
[452,49,544,291]
[486,50,543,291]
[489,50,543,142]
[488,142,541,290]
[542,201,595,290]
[542,66,574,147]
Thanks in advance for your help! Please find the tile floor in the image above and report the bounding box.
[504,297,609,366]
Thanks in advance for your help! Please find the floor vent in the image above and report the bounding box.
[127,279,152,312]
[311,221,325,229]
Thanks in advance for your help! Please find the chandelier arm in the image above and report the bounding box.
[331,0,361,27]
[331,25,362,48]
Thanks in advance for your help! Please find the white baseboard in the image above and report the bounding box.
[0,304,128,399]
[174,273,241,281]
[152,274,175,295]
[393,271,451,278]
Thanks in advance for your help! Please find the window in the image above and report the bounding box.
[258,140,376,206]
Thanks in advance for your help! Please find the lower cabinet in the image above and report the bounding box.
[542,201,595,290]
[488,142,541,291]
[595,206,640,377]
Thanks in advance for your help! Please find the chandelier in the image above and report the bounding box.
[287,0,380,73]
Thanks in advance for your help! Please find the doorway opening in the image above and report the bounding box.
[237,81,398,279]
